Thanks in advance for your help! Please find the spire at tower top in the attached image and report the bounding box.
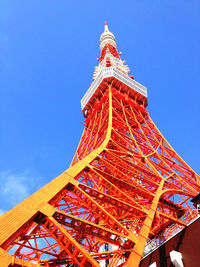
[100,22,116,51]
[104,21,109,32]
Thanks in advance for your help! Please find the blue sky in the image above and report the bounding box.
[1,1,200,214]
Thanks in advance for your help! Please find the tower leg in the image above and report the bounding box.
[126,180,164,266]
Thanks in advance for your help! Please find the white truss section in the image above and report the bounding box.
[93,49,130,80]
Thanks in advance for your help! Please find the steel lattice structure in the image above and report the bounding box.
[0,23,199,267]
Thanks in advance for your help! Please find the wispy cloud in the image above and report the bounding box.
[1,170,29,204]
[0,209,5,216]
[0,170,42,215]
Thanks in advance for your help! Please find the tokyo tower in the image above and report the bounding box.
[0,23,199,267]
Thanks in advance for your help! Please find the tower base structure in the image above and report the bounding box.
[140,216,200,267]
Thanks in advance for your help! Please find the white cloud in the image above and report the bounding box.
[0,209,5,216]
[0,170,42,210]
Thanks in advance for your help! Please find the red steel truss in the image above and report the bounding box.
[0,24,199,267]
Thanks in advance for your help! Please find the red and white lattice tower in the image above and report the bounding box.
[0,22,199,267]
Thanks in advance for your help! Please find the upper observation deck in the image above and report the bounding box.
[81,67,147,117]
